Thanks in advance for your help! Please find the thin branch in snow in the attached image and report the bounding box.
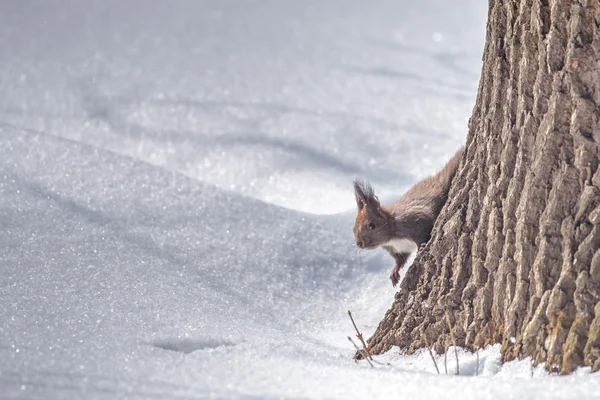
[348,336,361,351]
[348,336,361,364]
[446,312,460,375]
[444,348,448,374]
[423,333,440,374]
[348,310,373,368]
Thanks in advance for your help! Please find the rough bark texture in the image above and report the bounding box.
[366,0,600,374]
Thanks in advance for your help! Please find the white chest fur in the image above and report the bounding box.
[384,238,418,255]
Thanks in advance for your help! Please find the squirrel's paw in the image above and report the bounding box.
[390,264,402,287]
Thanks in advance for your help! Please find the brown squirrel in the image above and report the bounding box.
[353,147,463,286]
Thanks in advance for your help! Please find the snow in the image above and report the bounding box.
[1,1,599,399]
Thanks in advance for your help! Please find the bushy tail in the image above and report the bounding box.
[437,146,464,190]
[397,146,464,213]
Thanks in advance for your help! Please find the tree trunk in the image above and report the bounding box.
[366,0,600,374]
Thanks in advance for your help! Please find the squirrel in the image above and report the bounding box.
[353,147,463,287]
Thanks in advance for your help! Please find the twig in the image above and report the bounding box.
[348,337,390,367]
[348,310,374,368]
[348,311,373,360]
[348,337,360,363]
[531,358,535,378]
[422,333,440,374]
[444,350,448,374]
[445,312,460,375]
[348,336,361,351]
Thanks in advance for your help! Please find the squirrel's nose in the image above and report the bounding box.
[356,237,371,248]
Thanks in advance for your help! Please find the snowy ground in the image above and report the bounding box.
[1,1,599,399]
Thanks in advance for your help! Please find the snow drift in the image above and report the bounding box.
[1,1,598,399]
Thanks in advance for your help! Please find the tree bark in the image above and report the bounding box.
[366,0,600,374]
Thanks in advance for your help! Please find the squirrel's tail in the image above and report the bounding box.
[425,145,464,214]
[437,146,464,189]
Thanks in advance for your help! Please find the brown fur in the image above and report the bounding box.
[353,147,463,286]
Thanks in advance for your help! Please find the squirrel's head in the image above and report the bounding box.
[353,180,394,249]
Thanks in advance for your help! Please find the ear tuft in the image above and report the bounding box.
[353,180,378,210]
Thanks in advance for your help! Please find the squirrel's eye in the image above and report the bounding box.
[368,222,376,230]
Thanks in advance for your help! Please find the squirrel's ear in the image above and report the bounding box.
[354,180,379,210]
[354,180,366,209]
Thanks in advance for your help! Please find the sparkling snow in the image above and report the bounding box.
[1,1,599,399]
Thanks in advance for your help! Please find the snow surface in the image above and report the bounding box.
[1,1,599,399]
